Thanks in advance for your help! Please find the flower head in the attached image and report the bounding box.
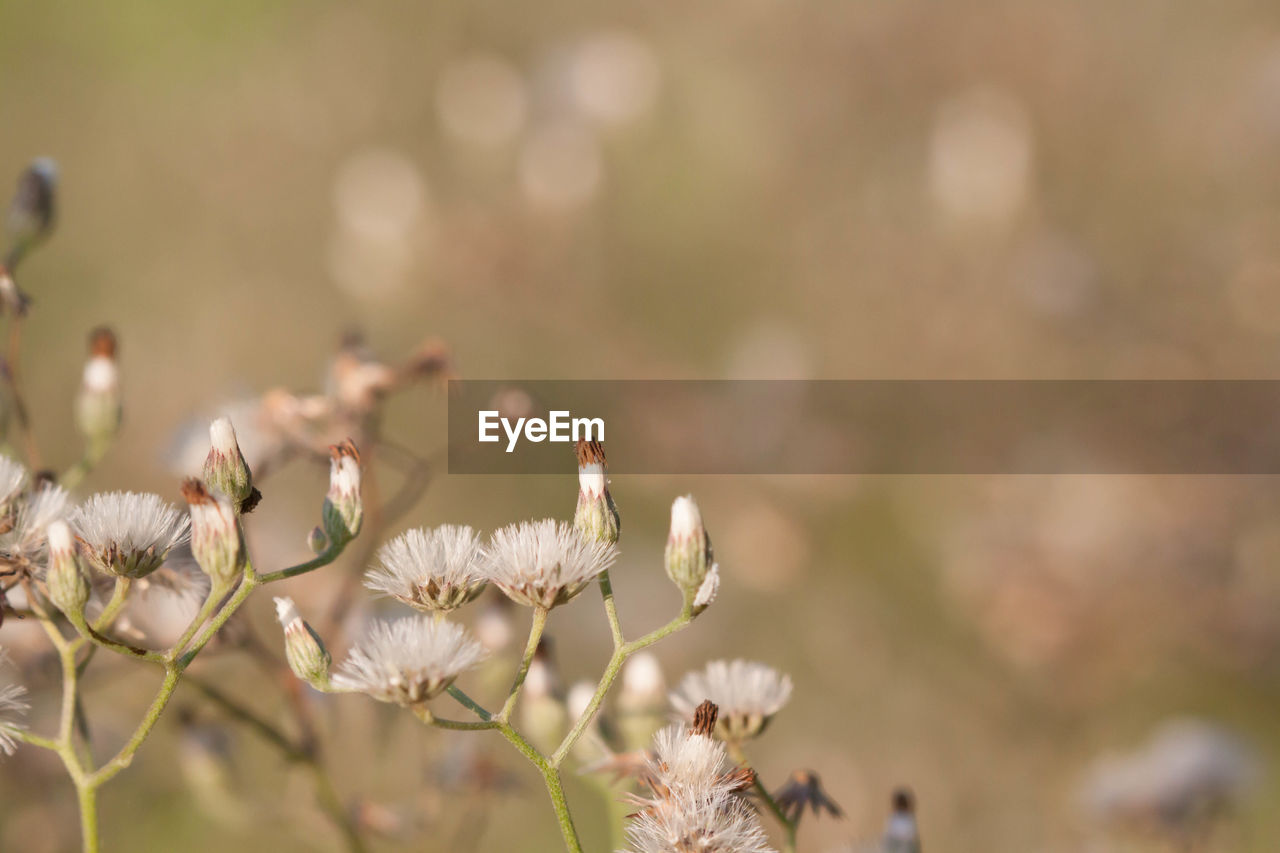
[274,597,331,689]
[364,525,487,612]
[665,495,717,611]
[573,439,619,545]
[71,491,191,579]
[0,649,28,757]
[670,660,793,742]
[202,417,256,513]
[1,482,70,570]
[44,519,88,617]
[333,616,486,705]
[624,701,774,853]
[481,519,617,609]
[75,327,122,444]
[181,478,245,588]
[322,439,362,546]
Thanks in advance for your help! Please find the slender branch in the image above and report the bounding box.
[498,606,548,723]
[596,569,624,649]
[61,434,113,492]
[446,685,493,721]
[88,665,181,786]
[90,578,132,633]
[168,581,231,661]
[4,312,40,469]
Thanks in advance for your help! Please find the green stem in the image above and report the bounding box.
[727,742,796,851]
[498,606,548,722]
[90,578,132,633]
[596,568,624,648]
[168,581,230,660]
[76,782,99,853]
[89,666,181,786]
[61,433,113,492]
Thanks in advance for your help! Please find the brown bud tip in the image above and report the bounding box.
[180,477,214,505]
[89,327,117,359]
[892,787,915,814]
[575,438,606,468]
[330,438,360,463]
[692,699,719,737]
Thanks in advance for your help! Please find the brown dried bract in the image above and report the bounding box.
[575,438,607,468]
[330,438,360,464]
[692,699,719,737]
[88,327,117,359]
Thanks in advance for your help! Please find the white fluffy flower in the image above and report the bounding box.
[625,720,774,853]
[71,492,191,579]
[1,483,70,569]
[481,519,617,609]
[0,649,29,757]
[364,525,487,612]
[670,660,793,741]
[333,616,487,705]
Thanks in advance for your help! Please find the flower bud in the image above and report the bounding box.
[321,439,362,547]
[181,478,245,589]
[74,328,121,445]
[572,440,619,545]
[274,596,331,690]
[307,525,328,555]
[664,495,714,604]
[44,519,88,617]
[202,417,255,513]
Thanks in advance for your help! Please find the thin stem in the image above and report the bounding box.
[5,313,40,469]
[61,434,113,492]
[414,705,498,731]
[168,581,231,660]
[69,613,166,663]
[76,783,99,853]
[596,568,624,649]
[498,606,548,722]
[446,685,493,721]
[90,578,132,633]
[727,742,797,852]
[255,545,342,584]
[89,666,181,786]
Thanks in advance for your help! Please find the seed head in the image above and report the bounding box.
[332,616,486,705]
[71,491,191,579]
[670,660,793,742]
[364,525,487,612]
[481,519,617,609]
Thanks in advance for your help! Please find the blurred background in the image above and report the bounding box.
[3,0,1280,850]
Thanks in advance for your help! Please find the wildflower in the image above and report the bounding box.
[481,519,617,609]
[573,439,619,545]
[664,496,718,611]
[44,519,88,618]
[364,525,487,612]
[71,491,190,579]
[883,788,921,853]
[321,439,362,546]
[0,648,28,756]
[201,417,257,513]
[75,328,122,446]
[274,597,331,690]
[624,701,774,853]
[180,479,245,589]
[669,660,793,742]
[772,770,843,823]
[333,616,486,705]
[2,483,71,570]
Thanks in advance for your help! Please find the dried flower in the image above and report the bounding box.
[322,439,362,546]
[665,496,716,609]
[333,616,486,705]
[274,597,331,690]
[481,519,617,609]
[72,491,191,579]
[3,483,71,569]
[181,479,245,589]
[44,519,88,618]
[670,660,793,742]
[201,417,257,513]
[573,439,619,545]
[772,770,843,823]
[364,525,487,612]
[0,648,28,757]
[624,701,774,853]
[883,788,921,853]
[75,328,122,446]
